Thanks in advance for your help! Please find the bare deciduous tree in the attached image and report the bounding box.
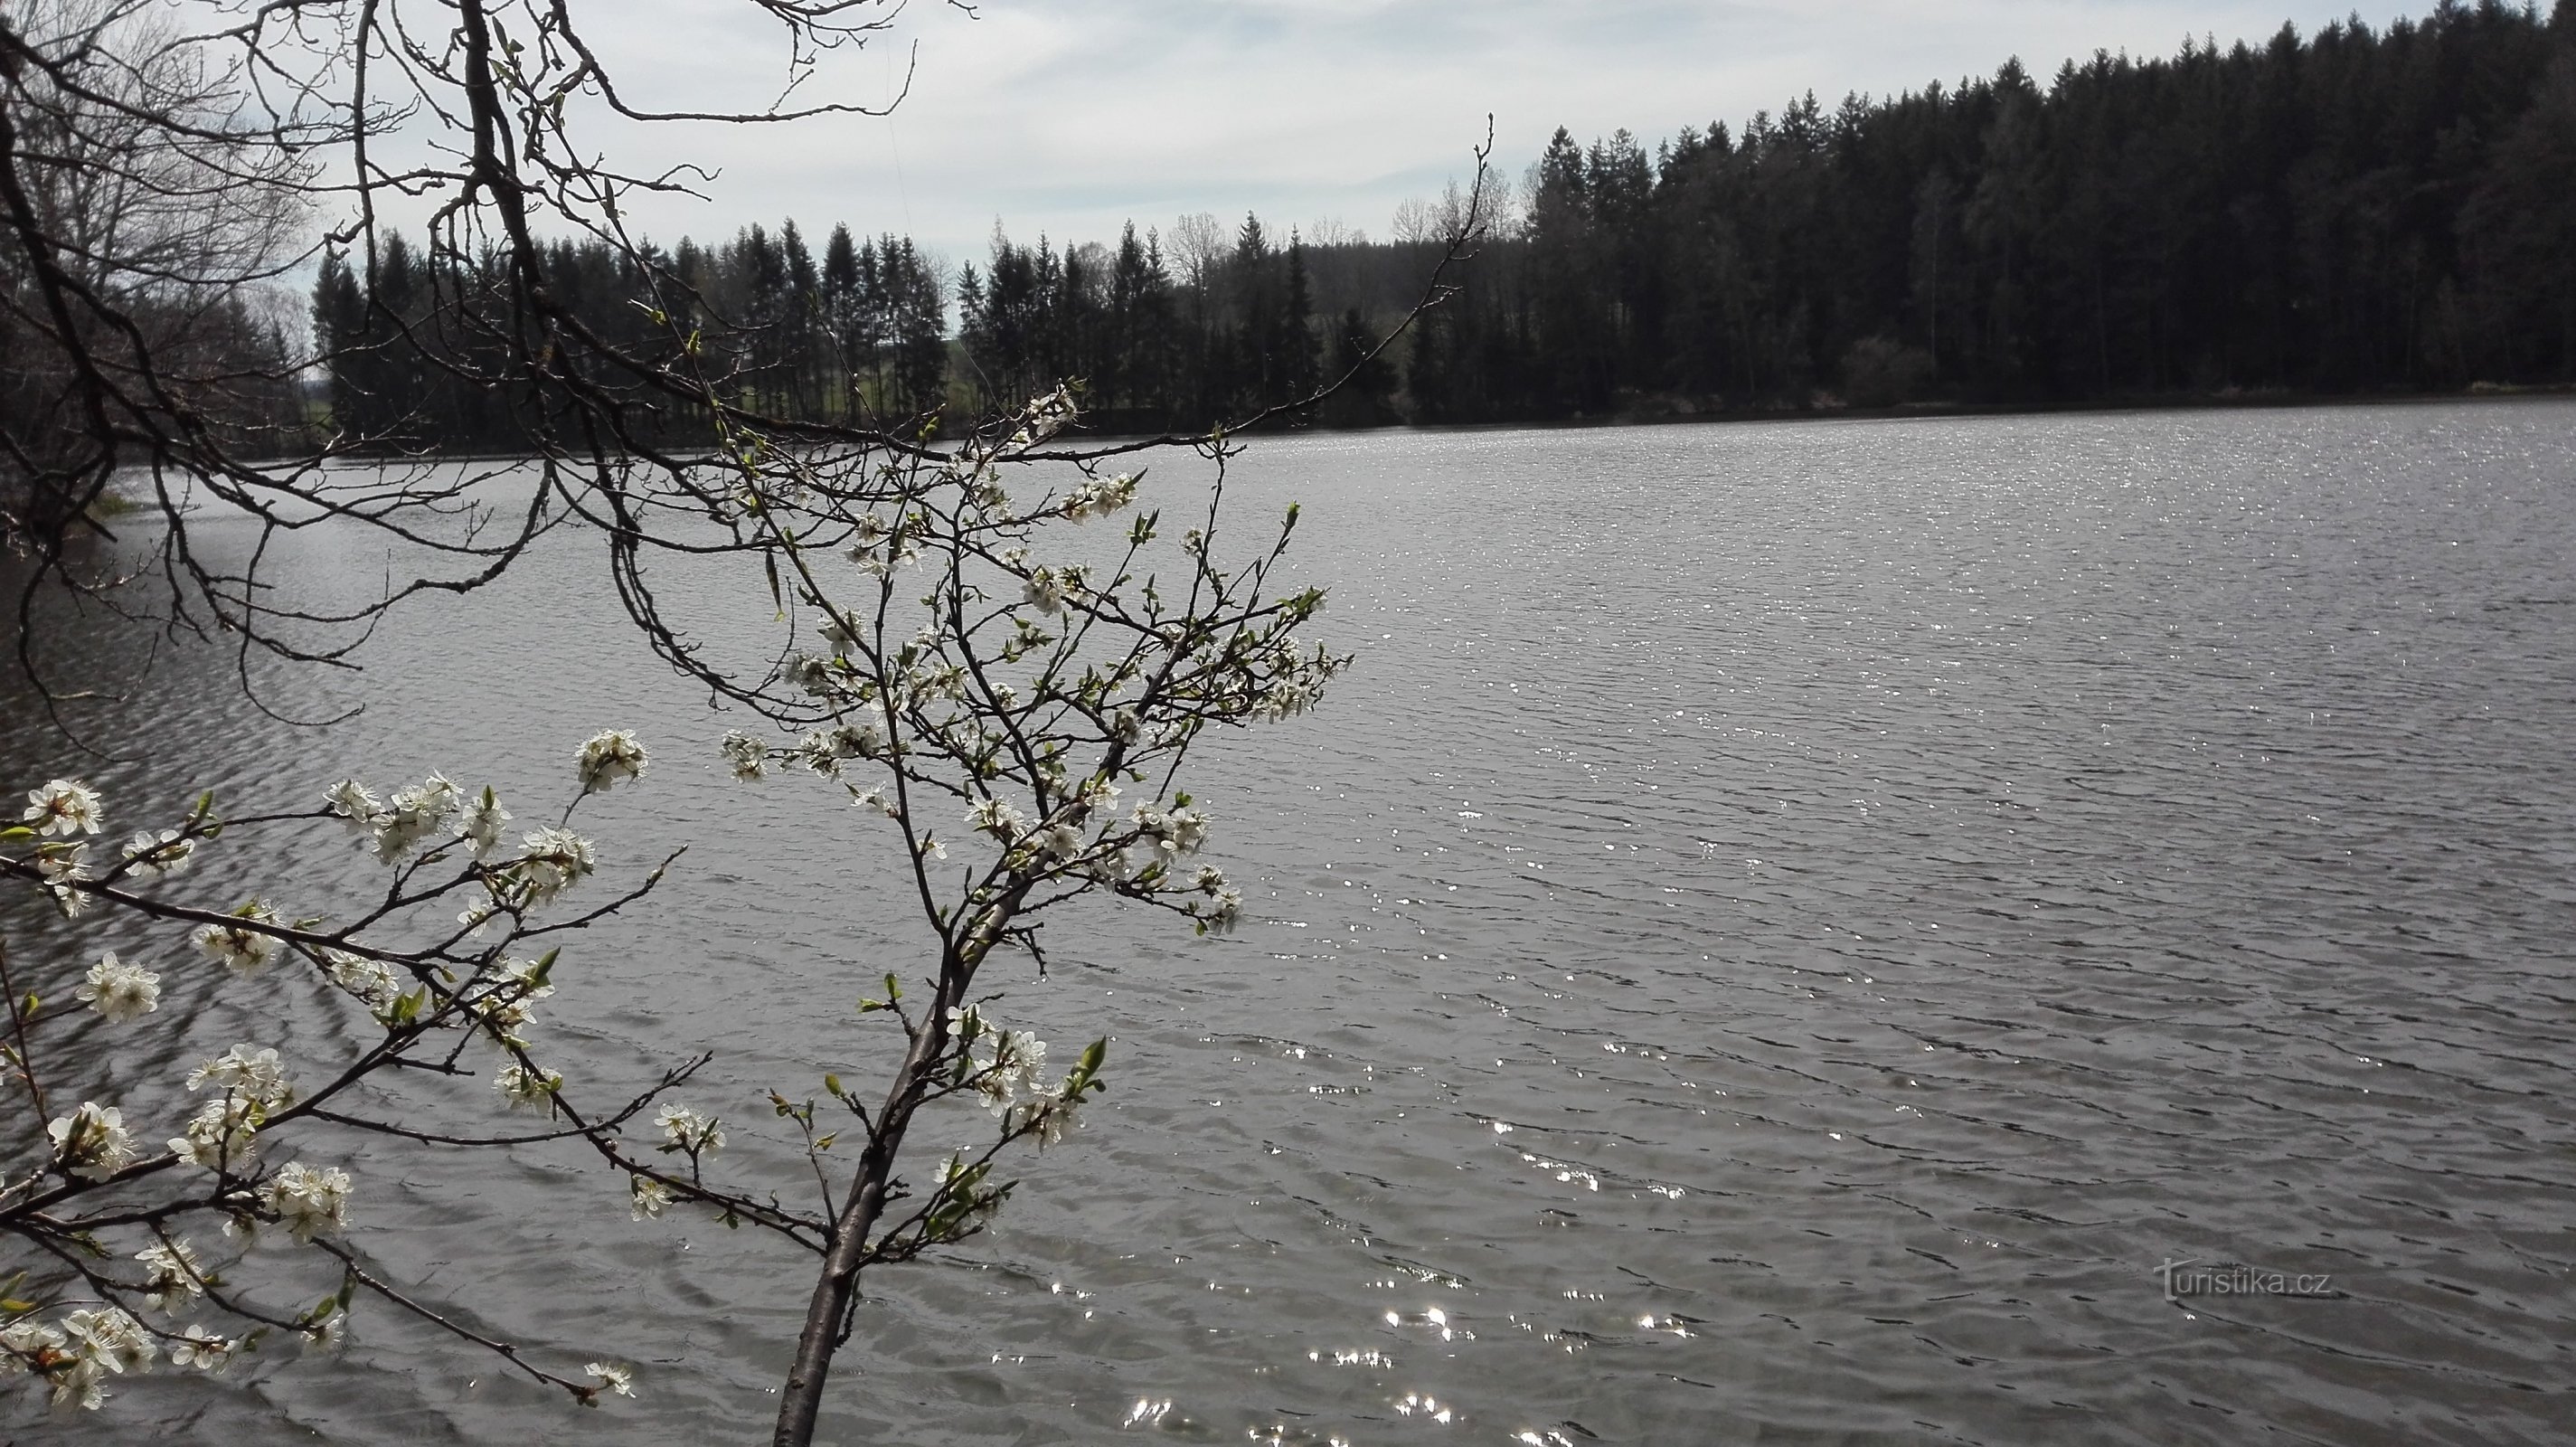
[0,3,1487,1441]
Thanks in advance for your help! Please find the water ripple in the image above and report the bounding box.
[5,402,2572,1442]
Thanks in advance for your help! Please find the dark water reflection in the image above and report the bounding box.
[5,401,2573,1444]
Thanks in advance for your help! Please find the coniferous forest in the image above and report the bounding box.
[314,2,2576,445]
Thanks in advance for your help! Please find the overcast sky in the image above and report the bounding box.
[571,0,2420,266]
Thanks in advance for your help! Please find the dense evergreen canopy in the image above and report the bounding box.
[1427,0,2576,419]
[311,1,2575,445]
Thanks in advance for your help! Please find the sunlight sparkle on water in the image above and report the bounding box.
[1395,1392,1455,1423]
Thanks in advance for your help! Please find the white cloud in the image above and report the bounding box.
[524,0,2420,262]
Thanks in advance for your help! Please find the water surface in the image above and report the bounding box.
[5,400,2572,1444]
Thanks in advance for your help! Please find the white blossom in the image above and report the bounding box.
[781,652,835,696]
[919,662,968,702]
[458,785,511,856]
[190,902,280,973]
[845,513,906,570]
[721,730,769,780]
[849,538,921,576]
[1065,471,1137,521]
[54,1307,152,1409]
[966,469,1010,513]
[1027,1094,1079,1148]
[167,1332,235,1372]
[322,950,401,1015]
[1260,676,1324,720]
[65,1307,153,1373]
[415,771,464,815]
[933,1153,1003,1232]
[1022,567,1064,614]
[322,779,384,833]
[975,1029,1049,1117]
[372,774,463,861]
[1071,776,1121,818]
[829,718,885,758]
[797,730,842,778]
[169,1096,262,1172]
[473,958,555,1045]
[0,1317,65,1379]
[119,828,193,878]
[495,1063,561,1111]
[35,842,90,917]
[1131,800,1210,860]
[511,827,595,904]
[654,1103,723,1156]
[136,1239,205,1313]
[967,796,1027,841]
[22,779,103,837]
[1164,806,1210,854]
[1197,885,1245,935]
[1014,384,1079,444]
[188,1044,294,1109]
[577,731,649,794]
[586,1360,636,1397]
[834,713,889,761]
[458,894,501,938]
[75,951,160,1023]
[628,1174,673,1221]
[263,1161,353,1241]
[48,1102,138,1181]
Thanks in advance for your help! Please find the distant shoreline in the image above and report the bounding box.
[1496,382,2576,430]
[1095,382,2576,444]
[222,383,2576,471]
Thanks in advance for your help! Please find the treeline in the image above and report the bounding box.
[311,209,1411,447]
[313,2,2576,446]
[1408,0,2576,419]
[957,217,1419,430]
[311,223,948,450]
[5,254,302,533]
